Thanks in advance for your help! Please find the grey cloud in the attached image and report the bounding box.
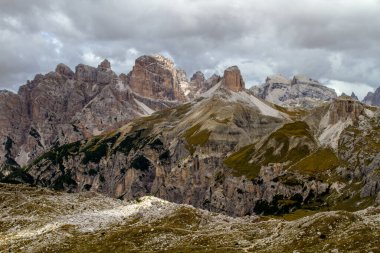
[1,0,380,97]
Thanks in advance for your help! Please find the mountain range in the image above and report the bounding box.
[1,54,380,251]
[1,55,379,215]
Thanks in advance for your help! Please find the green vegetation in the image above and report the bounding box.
[28,141,82,169]
[275,209,318,221]
[291,148,343,174]
[81,133,121,164]
[224,144,259,179]
[272,104,308,119]
[224,121,314,179]
[116,128,156,156]
[270,121,313,139]
[183,123,211,155]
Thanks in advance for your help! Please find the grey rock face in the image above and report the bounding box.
[252,74,337,108]
[0,56,186,168]
[55,63,74,78]
[363,87,380,105]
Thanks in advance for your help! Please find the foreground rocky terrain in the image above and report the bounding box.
[1,183,379,253]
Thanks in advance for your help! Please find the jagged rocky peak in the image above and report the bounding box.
[351,92,359,100]
[98,59,111,70]
[189,71,205,90]
[75,64,98,82]
[176,69,188,83]
[206,74,221,87]
[75,59,116,84]
[363,87,380,106]
[222,66,245,92]
[191,71,205,83]
[128,54,186,101]
[55,63,74,78]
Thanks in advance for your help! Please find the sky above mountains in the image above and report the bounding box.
[1,0,379,99]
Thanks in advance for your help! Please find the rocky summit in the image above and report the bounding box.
[363,86,380,106]
[251,74,337,108]
[1,56,380,252]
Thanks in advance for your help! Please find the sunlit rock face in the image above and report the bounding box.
[222,66,245,92]
[127,55,187,102]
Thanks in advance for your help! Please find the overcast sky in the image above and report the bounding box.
[1,0,380,99]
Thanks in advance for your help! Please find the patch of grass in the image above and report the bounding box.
[271,121,314,139]
[183,123,211,154]
[80,132,121,164]
[224,144,259,179]
[275,209,318,221]
[225,122,314,179]
[291,148,344,174]
[272,104,308,119]
[116,129,151,155]
[173,103,192,118]
[28,141,82,169]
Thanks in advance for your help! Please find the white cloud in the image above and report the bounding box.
[324,79,374,100]
[0,0,380,100]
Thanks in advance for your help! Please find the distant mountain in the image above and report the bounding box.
[363,86,380,105]
[251,74,337,108]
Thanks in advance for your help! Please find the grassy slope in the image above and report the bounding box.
[224,121,315,179]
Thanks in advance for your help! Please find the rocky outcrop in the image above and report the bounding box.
[351,92,359,100]
[190,71,205,90]
[252,74,337,108]
[55,63,74,78]
[222,66,245,92]
[363,87,380,106]
[127,55,186,101]
[328,97,364,124]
